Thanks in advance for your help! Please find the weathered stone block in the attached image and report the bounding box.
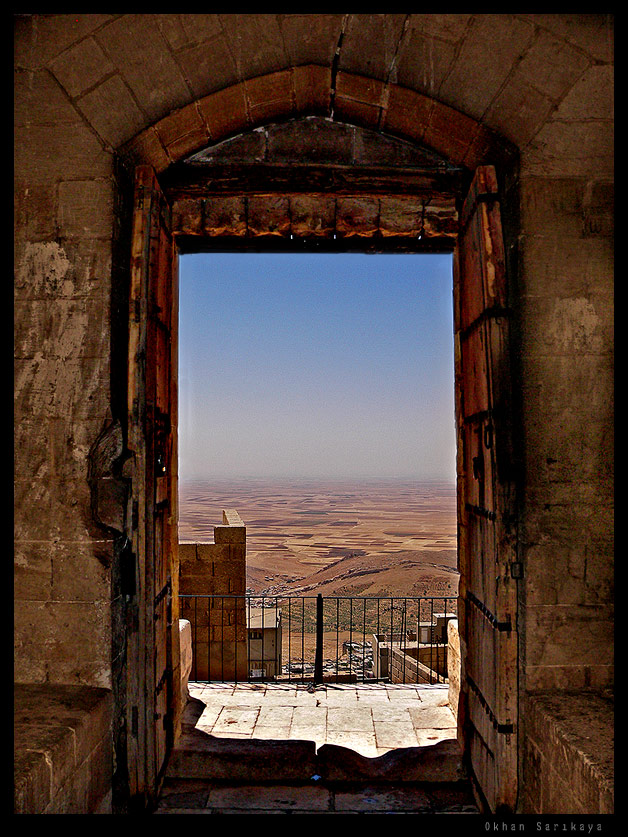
[197,82,249,142]
[523,121,614,178]
[395,28,457,96]
[14,684,113,814]
[14,124,113,184]
[554,64,613,122]
[245,70,295,126]
[172,36,237,101]
[220,14,287,76]
[51,542,110,603]
[336,71,387,108]
[77,74,147,148]
[94,14,190,123]
[292,64,332,113]
[523,692,613,814]
[14,543,53,602]
[14,68,82,128]
[58,179,115,240]
[523,542,587,606]
[279,15,340,64]
[48,36,116,99]
[14,748,52,814]
[179,619,193,703]
[13,182,59,242]
[382,84,432,143]
[15,14,114,69]
[120,126,170,173]
[423,101,478,166]
[438,14,535,120]
[524,603,613,682]
[14,600,111,689]
[519,177,584,240]
[334,96,380,130]
[515,27,591,102]
[582,178,614,238]
[154,102,210,157]
[15,354,110,423]
[214,524,246,544]
[484,75,555,147]
[338,14,407,79]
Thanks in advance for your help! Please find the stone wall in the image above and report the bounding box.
[389,644,448,685]
[179,510,247,681]
[522,692,614,814]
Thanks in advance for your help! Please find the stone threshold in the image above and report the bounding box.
[167,729,466,784]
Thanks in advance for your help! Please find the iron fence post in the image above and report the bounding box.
[314,593,323,684]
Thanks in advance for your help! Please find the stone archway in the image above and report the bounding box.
[116,74,521,812]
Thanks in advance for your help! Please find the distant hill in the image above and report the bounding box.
[248,548,459,599]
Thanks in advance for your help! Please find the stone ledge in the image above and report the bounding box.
[167,728,318,782]
[14,683,113,814]
[524,690,614,814]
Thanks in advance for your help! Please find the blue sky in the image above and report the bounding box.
[178,251,456,481]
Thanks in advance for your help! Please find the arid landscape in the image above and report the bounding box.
[178,478,459,600]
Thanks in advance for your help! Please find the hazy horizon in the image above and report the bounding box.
[178,252,456,482]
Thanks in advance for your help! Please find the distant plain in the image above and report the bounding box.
[178,478,459,599]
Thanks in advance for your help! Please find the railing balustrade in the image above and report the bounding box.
[179,593,457,685]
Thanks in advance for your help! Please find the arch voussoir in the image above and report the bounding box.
[119,65,514,174]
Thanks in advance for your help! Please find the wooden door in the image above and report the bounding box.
[454,165,518,812]
[126,165,179,806]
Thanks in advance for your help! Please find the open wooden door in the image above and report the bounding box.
[126,165,179,807]
[454,165,519,812]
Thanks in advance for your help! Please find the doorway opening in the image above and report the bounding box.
[176,249,460,757]
[124,160,519,812]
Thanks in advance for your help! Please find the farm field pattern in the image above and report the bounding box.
[178,478,459,599]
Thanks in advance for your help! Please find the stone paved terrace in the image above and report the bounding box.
[156,681,479,814]
[183,681,458,755]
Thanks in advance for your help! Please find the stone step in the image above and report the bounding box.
[155,777,479,814]
[167,728,466,785]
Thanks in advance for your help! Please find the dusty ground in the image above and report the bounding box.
[178,478,458,599]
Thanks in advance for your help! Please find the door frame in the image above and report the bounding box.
[119,153,520,813]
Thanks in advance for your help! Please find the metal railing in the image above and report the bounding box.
[180,593,457,685]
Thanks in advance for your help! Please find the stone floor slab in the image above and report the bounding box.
[207,784,331,812]
[409,704,457,728]
[184,682,457,758]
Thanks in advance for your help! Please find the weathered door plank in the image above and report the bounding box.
[127,165,177,806]
[454,165,518,813]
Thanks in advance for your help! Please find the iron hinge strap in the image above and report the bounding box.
[459,305,512,341]
[465,502,496,522]
[466,590,512,633]
[154,577,172,610]
[467,674,514,735]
